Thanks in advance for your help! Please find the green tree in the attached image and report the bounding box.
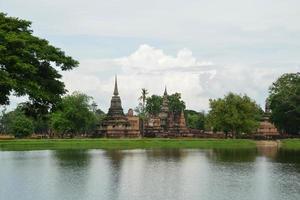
[145,92,186,116]
[139,88,148,114]
[50,92,97,137]
[268,73,300,135]
[185,110,205,130]
[145,95,163,116]
[207,93,262,138]
[168,93,186,114]
[0,107,34,138]
[0,13,78,112]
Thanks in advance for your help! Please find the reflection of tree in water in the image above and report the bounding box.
[145,149,187,162]
[209,149,257,162]
[52,150,91,199]
[53,150,91,167]
[275,149,300,172]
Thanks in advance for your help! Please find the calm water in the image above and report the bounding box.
[0,147,299,200]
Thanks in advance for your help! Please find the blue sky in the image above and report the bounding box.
[1,0,299,111]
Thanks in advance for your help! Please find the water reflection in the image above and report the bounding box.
[209,149,257,162]
[52,150,91,200]
[1,148,300,200]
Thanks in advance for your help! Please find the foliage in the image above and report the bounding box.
[0,107,34,138]
[185,110,205,130]
[145,95,163,116]
[50,92,97,137]
[139,88,148,111]
[0,13,78,112]
[135,88,148,119]
[268,73,300,135]
[207,93,262,138]
[168,93,186,114]
[145,92,186,116]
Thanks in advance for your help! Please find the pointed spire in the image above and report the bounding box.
[113,75,119,96]
[164,86,168,96]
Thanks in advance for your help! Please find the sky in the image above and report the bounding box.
[1,0,300,112]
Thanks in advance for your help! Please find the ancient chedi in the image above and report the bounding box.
[256,100,279,139]
[99,76,140,137]
[144,87,189,137]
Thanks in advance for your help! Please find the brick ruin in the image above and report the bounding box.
[98,76,140,137]
[99,78,190,138]
[255,100,279,139]
[144,87,190,137]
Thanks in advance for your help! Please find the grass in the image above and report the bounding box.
[281,139,300,150]
[0,138,257,151]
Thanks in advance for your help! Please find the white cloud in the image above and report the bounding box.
[61,44,300,112]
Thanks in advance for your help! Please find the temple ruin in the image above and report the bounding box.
[99,76,140,137]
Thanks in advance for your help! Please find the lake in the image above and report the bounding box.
[0,147,299,200]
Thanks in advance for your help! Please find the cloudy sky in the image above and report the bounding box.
[1,0,300,112]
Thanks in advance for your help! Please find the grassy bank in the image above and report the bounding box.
[281,139,300,150]
[0,139,256,151]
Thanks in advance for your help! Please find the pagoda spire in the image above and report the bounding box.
[113,75,119,96]
[164,86,168,96]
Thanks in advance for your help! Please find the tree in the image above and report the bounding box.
[139,88,148,114]
[145,92,186,116]
[268,73,300,135]
[50,92,97,137]
[0,107,34,138]
[185,110,205,130]
[168,93,186,114]
[207,93,262,138]
[145,95,163,116]
[0,13,78,112]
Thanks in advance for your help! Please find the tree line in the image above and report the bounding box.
[0,13,299,138]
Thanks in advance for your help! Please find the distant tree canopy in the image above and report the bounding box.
[145,92,186,116]
[0,107,34,138]
[206,93,262,138]
[145,95,163,116]
[50,92,99,137]
[185,110,206,130]
[168,93,186,114]
[0,13,78,114]
[268,73,300,135]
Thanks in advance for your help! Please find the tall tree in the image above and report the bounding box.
[50,92,97,137]
[145,92,186,116]
[145,95,163,116]
[168,93,186,114]
[207,93,262,138]
[0,107,34,138]
[185,110,205,130]
[139,88,148,113]
[0,13,78,112]
[268,73,300,135]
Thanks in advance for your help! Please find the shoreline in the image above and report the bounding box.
[0,138,299,151]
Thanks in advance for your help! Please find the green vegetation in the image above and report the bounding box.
[185,110,206,130]
[0,13,78,113]
[0,92,105,137]
[0,139,256,151]
[268,73,300,135]
[145,92,185,116]
[206,93,262,138]
[0,107,34,138]
[145,94,163,116]
[281,139,300,150]
[50,92,102,137]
